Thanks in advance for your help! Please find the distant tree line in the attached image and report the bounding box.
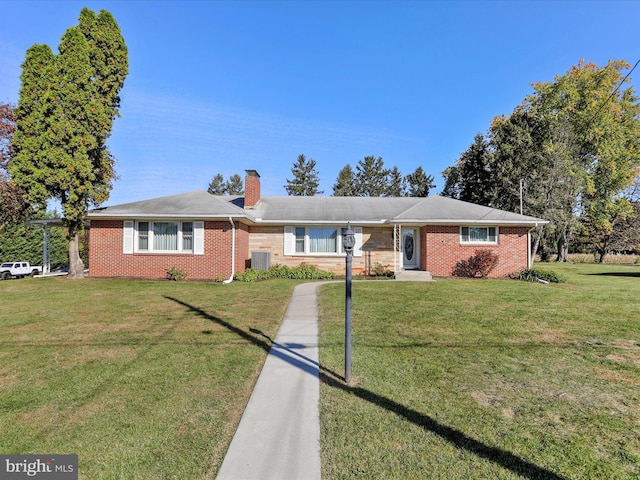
[208,155,436,198]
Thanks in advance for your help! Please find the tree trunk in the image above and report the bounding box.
[598,249,607,263]
[556,228,569,262]
[530,225,543,264]
[68,230,85,279]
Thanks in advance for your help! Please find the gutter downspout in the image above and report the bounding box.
[223,217,236,284]
[528,223,540,268]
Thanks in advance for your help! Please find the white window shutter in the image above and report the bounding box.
[354,227,363,257]
[194,221,204,255]
[123,221,134,254]
[284,226,294,255]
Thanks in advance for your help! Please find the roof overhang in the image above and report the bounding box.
[86,213,248,220]
[392,219,549,226]
[251,219,388,225]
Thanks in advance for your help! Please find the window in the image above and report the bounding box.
[138,222,149,250]
[295,227,305,253]
[309,227,338,253]
[153,222,178,250]
[461,226,498,244]
[129,221,202,253]
[284,226,362,257]
[182,222,193,252]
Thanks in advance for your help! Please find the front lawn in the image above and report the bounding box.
[318,263,640,479]
[0,277,295,479]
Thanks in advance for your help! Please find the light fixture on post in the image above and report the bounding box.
[343,222,356,383]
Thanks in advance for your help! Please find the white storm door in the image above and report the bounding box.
[402,228,419,269]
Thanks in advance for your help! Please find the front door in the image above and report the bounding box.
[402,228,419,269]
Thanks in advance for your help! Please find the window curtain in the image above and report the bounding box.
[309,228,337,253]
[154,222,178,250]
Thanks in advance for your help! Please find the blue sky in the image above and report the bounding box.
[1,0,638,206]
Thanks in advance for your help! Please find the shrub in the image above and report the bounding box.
[509,268,566,283]
[233,264,336,282]
[452,249,498,278]
[165,266,187,281]
[369,262,394,277]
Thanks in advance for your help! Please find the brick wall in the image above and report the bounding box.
[89,221,530,280]
[88,220,249,280]
[423,225,530,278]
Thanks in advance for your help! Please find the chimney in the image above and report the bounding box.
[244,169,261,209]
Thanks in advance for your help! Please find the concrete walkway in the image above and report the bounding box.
[216,282,323,480]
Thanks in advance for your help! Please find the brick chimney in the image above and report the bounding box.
[244,169,261,209]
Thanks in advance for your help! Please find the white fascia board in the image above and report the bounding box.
[395,219,549,226]
[254,219,388,225]
[87,213,247,220]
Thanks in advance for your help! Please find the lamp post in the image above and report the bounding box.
[343,222,356,383]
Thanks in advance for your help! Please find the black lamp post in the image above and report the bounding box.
[343,222,356,383]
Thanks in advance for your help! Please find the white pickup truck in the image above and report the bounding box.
[0,262,43,280]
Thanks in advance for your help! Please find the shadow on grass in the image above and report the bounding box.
[588,271,640,278]
[165,294,567,480]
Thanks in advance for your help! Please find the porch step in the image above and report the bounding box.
[394,270,433,282]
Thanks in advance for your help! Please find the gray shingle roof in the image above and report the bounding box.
[87,191,547,226]
[250,196,420,223]
[87,190,245,218]
[392,195,547,224]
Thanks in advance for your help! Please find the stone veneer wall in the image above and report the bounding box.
[247,226,396,275]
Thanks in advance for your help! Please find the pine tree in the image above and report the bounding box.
[332,164,357,196]
[355,156,390,197]
[406,166,436,197]
[226,174,244,195]
[284,154,323,196]
[208,174,226,195]
[386,166,406,196]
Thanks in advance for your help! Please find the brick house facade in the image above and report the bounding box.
[87,171,546,280]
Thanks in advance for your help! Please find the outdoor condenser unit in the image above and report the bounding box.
[251,251,271,271]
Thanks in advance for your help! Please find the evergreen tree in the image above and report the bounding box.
[10,8,128,278]
[284,154,323,196]
[386,166,406,196]
[332,164,357,196]
[226,174,244,195]
[0,103,28,231]
[406,166,435,197]
[442,133,495,205]
[208,174,226,195]
[207,173,244,195]
[355,156,390,197]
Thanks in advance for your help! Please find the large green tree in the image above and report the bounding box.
[443,60,640,261]
[284,154,323,196]
[534,61,640,261]
[10,8,128,278]
[1,103,28,231]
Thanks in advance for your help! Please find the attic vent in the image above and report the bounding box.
[251,251,271,271]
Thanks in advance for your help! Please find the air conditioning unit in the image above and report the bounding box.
[251,251,271,271]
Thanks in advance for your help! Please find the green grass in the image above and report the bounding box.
[318,263,640,479]
[3,265,639,479]
[0,277,295,479]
